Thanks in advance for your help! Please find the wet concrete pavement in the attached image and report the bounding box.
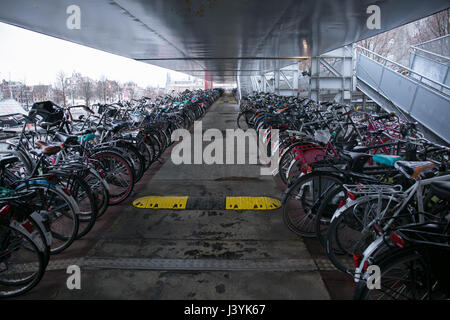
[16,96,354,300]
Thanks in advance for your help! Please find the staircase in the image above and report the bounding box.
[355,45,450,145]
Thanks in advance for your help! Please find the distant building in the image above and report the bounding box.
[1,80,14,100]
[165,73,204,92]
[0,80,33,107]
[31,84,52,102]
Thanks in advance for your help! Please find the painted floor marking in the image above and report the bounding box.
[217,100,237,104]
[132,196,282,211]
[132,196,188,209]
[225,196,282,210]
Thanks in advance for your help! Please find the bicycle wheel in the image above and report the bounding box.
[92,151,135,205]
[0,223,46,298]
[15,183,79,255]
[58,173,98,239]
[353,247,444,300]
[114,141,145,182]
[145,132,163,159]
[25,215,51,268]
[325,196,403,274]
[137,140,154,170]
[282,172,343,237]
[237,111,254,130]
[278,141,320,186]
[278,146,296,186]
[315,184,346,247]
[82,168,110,219]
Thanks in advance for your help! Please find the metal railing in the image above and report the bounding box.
[410,34,450,63]
[410,46,450,64]
[356,45,450,97]
[355,45,450,144]
[409,35,449,93]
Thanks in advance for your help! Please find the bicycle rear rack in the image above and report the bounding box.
[343,184,404,196]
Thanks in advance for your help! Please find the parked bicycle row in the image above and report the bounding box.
[238,92,450,300]
[0,88,224,298]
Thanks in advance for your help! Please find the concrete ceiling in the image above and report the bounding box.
[0,0,448,83]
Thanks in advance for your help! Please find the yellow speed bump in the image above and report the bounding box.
[226,197,281,210]
[132,196,188,209]
[132,196,281,211]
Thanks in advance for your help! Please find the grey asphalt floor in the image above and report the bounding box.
[15,96,354,300]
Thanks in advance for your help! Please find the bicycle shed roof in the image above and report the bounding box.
[0,0,448,83]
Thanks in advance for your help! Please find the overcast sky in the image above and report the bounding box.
[0,22,191,87]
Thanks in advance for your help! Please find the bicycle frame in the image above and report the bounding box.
[348,173,450,282]
[391,174,450,224]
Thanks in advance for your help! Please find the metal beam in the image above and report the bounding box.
[263,74,273,92]
[319,59,342,77]
[280,70,293,90]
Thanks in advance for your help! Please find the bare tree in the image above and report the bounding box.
[70,71,84,104]
[81,77,93,106]
[96,75,108,103]
[411,9,449,44]
[107,80,119,102]
[357,27,410,64]
[357,8,449,66]
[117,82,123,101]
[55,71,68,106]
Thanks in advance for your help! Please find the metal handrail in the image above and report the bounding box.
[355,45,450,94]
[410,46,450,63]
[412,34,450,48]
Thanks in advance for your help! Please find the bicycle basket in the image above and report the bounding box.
[29,101,63,124]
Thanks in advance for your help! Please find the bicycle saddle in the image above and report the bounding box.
[55,132,79,145]
[96,122,124,133]
[341,151,371,162]
[34,141,62,155]
[112,123,128,133]
[395,160,435,179]
[372,154,402,167]
[71,129,95,136]
[39,120,62,129]
[340,151,372,171]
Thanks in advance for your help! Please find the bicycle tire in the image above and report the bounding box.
[91,151,135,205]
[0,223,46,298]
[282,172,343,237]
